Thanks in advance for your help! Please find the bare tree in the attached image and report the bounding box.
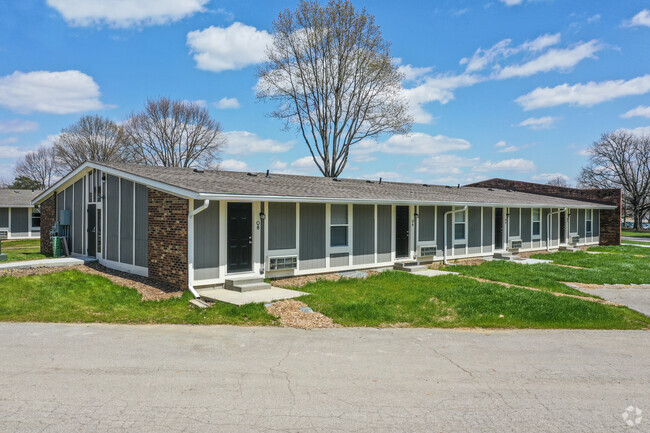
[122,98,225,168]
[578,131,650,230]
[546,176,570,188]
[53,115,129,172]
[14,146,56,188]
[257,0,411,177]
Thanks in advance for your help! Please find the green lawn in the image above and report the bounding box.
[622,230,650,238]
[622,239,650,246]
[297,271,649,329]
[589,244,650,256]
[1,238,49,262]
[0,270,275,325]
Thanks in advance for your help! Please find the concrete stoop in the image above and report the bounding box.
[393,261,428,273]
[492,251,521,261]
[225,276,271,292]
[559,245,578,252]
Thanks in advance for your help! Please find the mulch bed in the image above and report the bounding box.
[1,262,183,301]
[271,270,380,288]
[265,299,340,329]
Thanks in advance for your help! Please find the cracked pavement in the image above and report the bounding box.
[0,323,648,432]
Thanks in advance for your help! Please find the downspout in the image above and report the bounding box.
[443,206,467,265]
[546,208,567,252]
[188,199,210,299]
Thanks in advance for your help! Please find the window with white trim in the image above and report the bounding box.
[330,204,348,247]
[454,207,466,242]
[532,208,541,238]
[31,210,41,228]
[586,209,593,235]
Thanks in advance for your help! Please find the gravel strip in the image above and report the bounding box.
[265,300,340,329]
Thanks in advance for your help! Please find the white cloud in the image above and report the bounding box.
[398,64,434,81]
[496,40,602,79]
[516,74,650,110]
[621,105,650,119]
[494,140,533,153]
[214,97,241,109]
[499,0,523,5]
[269,160,287,170]
[0,71,105,114]
[460,39,514,73]
[291,156,316,168]
[0,137,19,145]
[0,145,28,158]
[520,33,562,52]
[518,116,561,130]
[222,131,293,154]
[474,158,536,173]
[46,0,207,28]
[182,99,207,108]
[415,154,480,175]
[219,159,248,171]
[353,132,472,160]
[187,22,272,72]
[0,119,39,134]
[620,126,650,137]
[532,172,570,182]
[625,9,650,27]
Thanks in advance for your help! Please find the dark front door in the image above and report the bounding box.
[87,204,96,257]
[227,203,252,273]
[494,208,504,250]
[395,206,410,258]
[560,210,566,244]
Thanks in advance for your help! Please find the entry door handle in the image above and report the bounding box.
[248,236,252,244]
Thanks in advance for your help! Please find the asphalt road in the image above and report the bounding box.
[1,323,648,433]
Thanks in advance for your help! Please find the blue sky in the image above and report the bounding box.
[1,0,649,185]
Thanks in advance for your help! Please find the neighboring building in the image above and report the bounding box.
[32,162,620,292]
[0,189,42,240]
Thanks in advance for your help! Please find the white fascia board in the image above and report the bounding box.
[196,193,616,210]
[0,205,35,208]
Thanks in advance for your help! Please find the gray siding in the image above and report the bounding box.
[593,209,600,237]
[482,207,493,253]
[509,207,520,238]
[194,200,219,280]
[134,184,148,268]
[120,179,134,264]
[0,208,8,227]
[467,207,482,255]
[377,205,392,263]
[521,208,532,250]
[578,209,586,240]
[299,203,326,270]
[353,204,375,265]
[570,209,578,233]
[56,191,64,218]
[418,206,435,242]
[551,210,559,247]
[436,206,452,255]
[73,179,83,254]
[330,252,349,267]
[64,185,73,249]
[454,245,465,256]
[10,208,28,236]
[268,202,296,250]
[541,208,549,248]
[105,175,119,262]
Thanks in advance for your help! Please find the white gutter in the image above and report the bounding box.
[547,208,567,252]
[187,199,210,299]
[443,206,467,265]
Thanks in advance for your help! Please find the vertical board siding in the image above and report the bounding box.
[418,206,435,242]
[106,175,119,262]
[330,252,349,267]
[593,209,600,237]
[64,185,73,248]
[73,179,83,254]
[0,208,8,227]
[578,209,586,240]
[509,208,520,238]
[436,206,451,253]
[353,204,375,265]
[551,210,559,246]
[194,200,219,280]
[467,207,482,254]
[268,202,296,250]
[134,184,149,268]
[521,208,532,249]
[56,191,64,218]
[482,207,493,253]
[10,208,28,236]
[376,205,392,263]
[299,203,326,270]
[541,208,549,248]
[120,180,134,264]
[570,208,578,233]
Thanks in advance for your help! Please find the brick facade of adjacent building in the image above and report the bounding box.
[465,178,621,245]
[39,194,56,256]
[148,189,189,290]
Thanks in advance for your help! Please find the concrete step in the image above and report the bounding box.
[225,276,266,291]
[393,262,429,273]
[229,282,272,292]
[559,246,577,252]
[493,252,521,261]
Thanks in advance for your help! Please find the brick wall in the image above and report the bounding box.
[39,194,56,256]
[465,178,621,245]
[148,189,189,290]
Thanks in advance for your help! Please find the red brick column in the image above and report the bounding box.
[465,178,621,245]
[148,189,189,290]
[39,194,56,255]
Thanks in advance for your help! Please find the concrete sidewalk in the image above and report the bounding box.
[0,323,647,433]
[0,256,96,271]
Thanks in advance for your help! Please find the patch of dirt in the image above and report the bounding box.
[1,263,183,301]
[430,258,486,269]
[265,299,341,329]
[272,270,379,288]
[564,282,650,290]
[553,264,587,270]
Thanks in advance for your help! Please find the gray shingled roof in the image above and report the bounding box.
[0,189,41,207]
[92,162,612,209]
